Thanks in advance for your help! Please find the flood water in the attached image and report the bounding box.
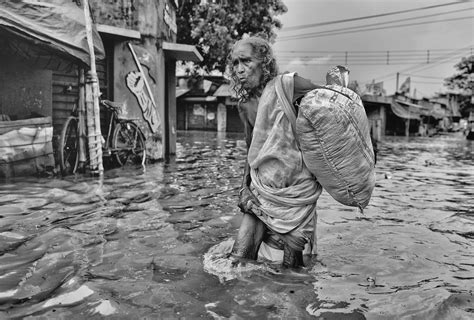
[0,131,473,319]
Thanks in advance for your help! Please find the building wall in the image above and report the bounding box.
[90,0,178,159]
[51,58,108,164]
[90,0,176,42]
[0,56,53,121]
[90,0,138,30]
[185,103,218,131]
[0,56,55,176]
[176,101,244,133]
[358,101,387,141]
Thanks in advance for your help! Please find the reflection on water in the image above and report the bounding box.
[0,131,472,319]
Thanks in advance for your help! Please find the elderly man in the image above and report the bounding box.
[228,36,324,268]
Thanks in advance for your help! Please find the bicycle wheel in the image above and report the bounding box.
[59,116,79,175]
[111,121,146,166]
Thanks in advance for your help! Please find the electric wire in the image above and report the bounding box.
[360,46,472,87]
[400,74,447,79]
[276,48,471,65]
[278,48,460,53]
[278,16,473,41]
[278,7,472,42]
[280,1,469,32]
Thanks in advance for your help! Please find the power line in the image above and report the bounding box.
[365,46,472,83]
[277,60,462,66]
[411,80,446,84]
[403,48,470,74]
[278,8,472,42]
[400,74,446,79]
[278,48,459,53]
[278,16,473,41]
[280,1,469,32]
[278,49,461,55]
[276,48,472,65]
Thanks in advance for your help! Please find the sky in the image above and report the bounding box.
[273,0,473,98]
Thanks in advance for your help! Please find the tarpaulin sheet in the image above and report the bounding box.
[0,0,105,66]
[391,100,421,120]
[394,99,446,120]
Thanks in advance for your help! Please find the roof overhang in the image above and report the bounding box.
[361,94,391,105]
[97,24,141,40]
[163,41,203,62]
[395,99,426,109]
[176,88,191,98]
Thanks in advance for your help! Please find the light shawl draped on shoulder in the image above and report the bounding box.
[247,73,322,252]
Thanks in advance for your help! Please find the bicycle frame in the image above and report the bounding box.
[59,98,146,175]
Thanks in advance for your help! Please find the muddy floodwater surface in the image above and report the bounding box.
[0,131,473,319]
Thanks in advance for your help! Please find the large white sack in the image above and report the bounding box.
[296,85,376,209]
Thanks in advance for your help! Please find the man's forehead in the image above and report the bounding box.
[232,43,253,57]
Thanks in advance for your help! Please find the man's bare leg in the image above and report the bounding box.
[282,244,304,268]
[231,212,266,261]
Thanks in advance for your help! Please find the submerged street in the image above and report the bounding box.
[0,131,473,319]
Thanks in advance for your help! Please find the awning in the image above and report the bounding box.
[391,100,421,120]
[395,99,445,119]
[163,42,203,62]
[0,0,105,66]
[97,24,141,40]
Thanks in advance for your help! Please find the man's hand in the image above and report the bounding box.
[238,185,261,214]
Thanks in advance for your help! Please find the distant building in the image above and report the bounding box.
[176,76,243,133]
[360,95,389,142]
[387,93,446,137]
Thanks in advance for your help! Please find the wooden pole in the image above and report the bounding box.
[78,68,87,171]
[83,0,103,175]
[405,119,410,137]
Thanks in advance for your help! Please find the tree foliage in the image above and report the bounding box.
[443,55,474,116]
[444,55,473,94]
[176,0,287,73]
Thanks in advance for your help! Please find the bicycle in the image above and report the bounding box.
[59,99,146,175]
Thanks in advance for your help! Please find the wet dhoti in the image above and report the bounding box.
[247,75,322,259]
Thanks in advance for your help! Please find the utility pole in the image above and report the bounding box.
[396,72,399,93]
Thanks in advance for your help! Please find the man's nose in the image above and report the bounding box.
[236,62,245,74]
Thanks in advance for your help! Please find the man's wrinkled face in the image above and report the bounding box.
[231,43,263,91]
